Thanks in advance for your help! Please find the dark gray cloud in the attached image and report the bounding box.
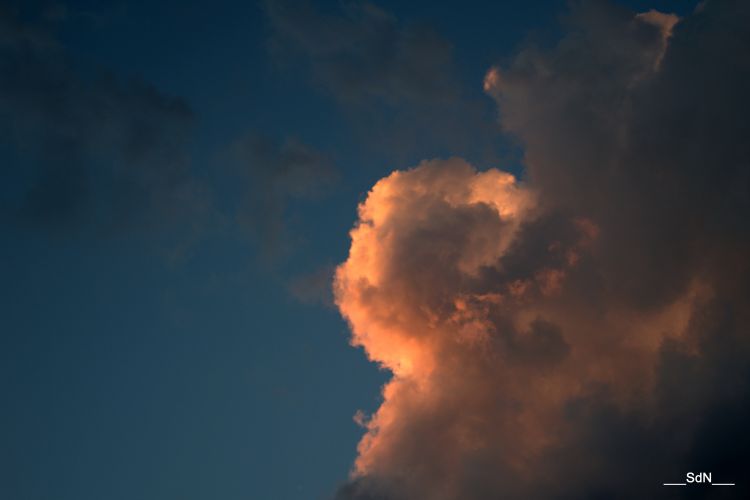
[265,0,456,104]
[287,263,336,306]
[0,2,211,241]
[226,132,338,258]
[487,0,750,311]
[334,0,750,498]
[264,0,503,162]
[0,1,345,272]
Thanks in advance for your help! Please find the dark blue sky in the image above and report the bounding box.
[1,1,700,499]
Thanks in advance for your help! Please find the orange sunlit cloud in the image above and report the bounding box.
[333,3,750,499]
[334,158,708,499]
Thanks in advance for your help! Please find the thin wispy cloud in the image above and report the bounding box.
[0,4,211,241]
[264,0,504,163]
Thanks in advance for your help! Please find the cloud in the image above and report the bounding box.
[0,3,211,241]
[0,2,338,264]
[226,132,338,258]
[288,264,336,307]
[334,1,750,498]
[265,0,456,105]
[264,0,502,162]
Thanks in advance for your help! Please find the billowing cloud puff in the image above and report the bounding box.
[336,159,534,377]
[334,159,709,500]
[334,1,750,498]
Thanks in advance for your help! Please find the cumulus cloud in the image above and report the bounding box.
[0,2,210,241]
[334,1,750,498]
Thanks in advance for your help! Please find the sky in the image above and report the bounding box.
[2,1,749,499]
